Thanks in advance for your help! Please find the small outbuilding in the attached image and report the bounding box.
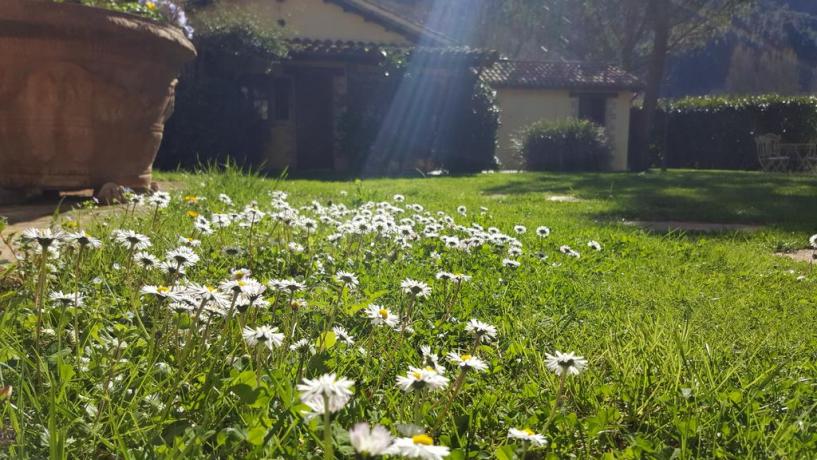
[483,60,642,171]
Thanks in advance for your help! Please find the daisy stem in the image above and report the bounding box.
[556,372,566,408]
[444,283,462,319]
[34,251,48,346]
[545,372,567,429]
[469,334,481,354]
[247,220,256,272]
[73,247,84,361]
[434,368,468,432]
[322,394,334,460]
[255,346,263,387]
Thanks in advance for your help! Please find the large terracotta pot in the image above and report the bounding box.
[0,0,196,193]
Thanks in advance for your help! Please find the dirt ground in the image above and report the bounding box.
[0,182,180,264]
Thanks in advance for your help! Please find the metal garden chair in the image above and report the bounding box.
[755,134,789,172]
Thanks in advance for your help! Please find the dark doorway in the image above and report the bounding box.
[578,94,607,126]
[293,69,335,170]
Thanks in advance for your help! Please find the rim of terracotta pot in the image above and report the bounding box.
[0,0,196,61]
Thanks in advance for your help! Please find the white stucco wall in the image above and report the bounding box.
[495,88,632,171]
[229,0,412,44]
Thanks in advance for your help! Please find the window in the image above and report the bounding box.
[578,94,607,126]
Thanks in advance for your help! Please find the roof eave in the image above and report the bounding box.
[488,82,644,92]
[324,0,452,46]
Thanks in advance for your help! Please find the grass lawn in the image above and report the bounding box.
[1,168,816,458]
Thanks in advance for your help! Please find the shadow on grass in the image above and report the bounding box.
[481,170,817,232]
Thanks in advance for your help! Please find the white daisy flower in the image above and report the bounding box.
[446,352,488,372]
[166,246,200,268]
[140,285,180,301]
[513,225,527,234]
[465,319,497,343]
[536,226,551,237]
[297,373,354,415]
[393,194,405,202]
[508,427,547,446]
[145,191,170,208]
[456,205,467,216]
[809,233,817,249]
[335,271,359,290]
[218,193,233,206]
[364,304,399,327]
[289,338,316,354]
[559,245,580,258]
[332,326,355,345]
[545,351,587,376]
[587,240,602,251]
[221,278,263,296]
[112,229,151,250]
[349,422,392,456]
[22,227,64,249]
[49,291,83,307]
[242,325,284,350]
[502,258,520,268]
[211,213,232,228]
[178,236,201,247]
[194,215,213,235]
[385,434,450,460]
[133,252,160,269]
[66,231,101,249]
[396,366,449,392]
[401,279,431,298]
[270,278,306,294]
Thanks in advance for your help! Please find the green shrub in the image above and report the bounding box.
[638,95,817,169]
[515,118,612,171]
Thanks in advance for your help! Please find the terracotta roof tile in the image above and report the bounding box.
[483,60,642,90]
[288,38,496,64]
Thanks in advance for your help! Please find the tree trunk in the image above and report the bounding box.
[632,0,670,171]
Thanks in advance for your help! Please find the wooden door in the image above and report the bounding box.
[294,70,335,171]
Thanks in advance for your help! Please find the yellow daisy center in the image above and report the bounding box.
[157,286,170,293]
[522,428,535,436]
[378,308,388,319]
[411,434,434,446]
[186,210,199,218]
[145,1,156,10]
[411,371,423,380]
[460,354,472,361]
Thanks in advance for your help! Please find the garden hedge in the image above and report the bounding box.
[634,95,817,170]
[515,118,612,171]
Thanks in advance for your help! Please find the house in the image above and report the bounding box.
[483,60,643,171]
[186,0,639,172]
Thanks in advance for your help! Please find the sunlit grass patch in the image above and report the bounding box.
[1,167,815,458]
